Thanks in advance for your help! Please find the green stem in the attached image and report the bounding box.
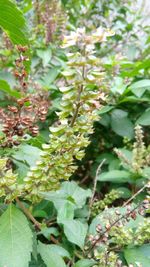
[70,84,83,127]
[70,49,86,127]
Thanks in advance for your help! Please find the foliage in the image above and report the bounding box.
[0,0,28,45]
[0,0,149,267]
[0,204,33,267]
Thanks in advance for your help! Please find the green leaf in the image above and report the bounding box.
[38,242,67,267]
[116,148,133,163]
[98,105,113,115]
[39,243,70,259]
[60,181,92,209]
[99,114,110,127]
[129,79,150,97]
[98,170,131,183]
[12,159,29,180]
[124,244,150,267]
[143,167,150,179]
[111,109,134,139]
[0,204,33,267]
[0,71,16,87]
[0,0,28,45]
[73,259,96,267]
[37,48,52,67]
[41,181,91,221]
[39,68,60,88]
[12,144,42,167]
[40,227,59,239]
[115,187,132,198]
[32,210,47,218]
[29,256,46,267]
[57,201,75,222]
[136,109,150,125]
[62,219,88,249]
[0,79,21,98]
[111,77,127,94]
[41,182,91,223]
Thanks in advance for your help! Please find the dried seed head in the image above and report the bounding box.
[17,129,24,136]
[130,211,137,220]
[96,224,102,232]
[40,116,46,122]
[13,140,20,146]
[16,45,28,53]
[22,70,27,77]
[21,117,32,126]
[8,106,18,113]
[22,82,27,89]
[29,125,39,136]
[14,70,21,78]
[105,222,111,230]
[88,234,94,242]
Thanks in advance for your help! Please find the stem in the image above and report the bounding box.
[70,84,83,127]
[35,0,40,25]
[88,159,106,220]
[16,197,41,230]
[5,186,41,229]
[70,48,86,127]
[50,235,59,244]
[123,183,147,207]
[74,251,84,259]
[88,201,142,252]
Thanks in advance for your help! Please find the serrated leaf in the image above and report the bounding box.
[62,219,88,249]
[0,204,33,267]
[41,182,91,208]
[0,0,28,45]
[38,242,67,267]
[41,181,92,222]
[60,181,92,208]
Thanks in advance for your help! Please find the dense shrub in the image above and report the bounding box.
[0,0,149,266]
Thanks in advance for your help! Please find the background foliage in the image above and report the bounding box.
[0,0,149,266]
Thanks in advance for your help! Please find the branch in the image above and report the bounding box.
[123,183,147,207]
[70,84,83,127]
[4,185,41,229]
[16,197,41,230]
[88,159,106,220]
[88,201,143,251]
[70,53,86,127]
